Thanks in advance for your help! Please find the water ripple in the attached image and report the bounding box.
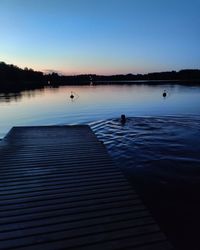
[90,115,200,184]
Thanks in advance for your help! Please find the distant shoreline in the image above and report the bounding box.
[1,61,200,92]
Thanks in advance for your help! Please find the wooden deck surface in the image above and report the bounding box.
[0,125,173,249]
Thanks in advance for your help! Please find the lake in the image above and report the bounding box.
[1,83,200,249]
[1,83,200,138]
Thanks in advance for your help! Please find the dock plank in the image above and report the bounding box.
[0,125,173,249]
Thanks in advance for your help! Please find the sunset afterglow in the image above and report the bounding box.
[0,0,199,75]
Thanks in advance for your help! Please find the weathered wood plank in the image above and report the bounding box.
[0,210,150,232]
[0,125,173,249]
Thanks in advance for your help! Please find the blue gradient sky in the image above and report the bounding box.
[0,0,199,75]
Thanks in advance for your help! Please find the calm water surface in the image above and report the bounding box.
[1,83,200,249]
[0,84,200,137]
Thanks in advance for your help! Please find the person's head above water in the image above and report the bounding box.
[121,114,126,124]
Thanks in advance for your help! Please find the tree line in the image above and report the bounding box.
[0,61,200,92]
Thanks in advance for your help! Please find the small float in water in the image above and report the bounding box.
[163,90,167,97]
[70,91,79,101]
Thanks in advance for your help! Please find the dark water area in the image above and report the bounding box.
[90,116,200,250]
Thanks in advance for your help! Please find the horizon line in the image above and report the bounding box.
[1,61,200,77]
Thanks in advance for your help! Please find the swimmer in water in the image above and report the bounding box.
[121,114,126,124]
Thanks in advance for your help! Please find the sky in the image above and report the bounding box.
[0,0,200,75]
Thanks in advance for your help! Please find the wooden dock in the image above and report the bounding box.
[0,125,173,250]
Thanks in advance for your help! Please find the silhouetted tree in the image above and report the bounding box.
[0,61,200,92]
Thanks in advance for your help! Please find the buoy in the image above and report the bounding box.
[70,92,74,99]
[163,91,167,97]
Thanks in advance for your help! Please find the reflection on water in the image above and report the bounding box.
[1,83,200,138]
[0,92,23,102]
[0,89,45,103]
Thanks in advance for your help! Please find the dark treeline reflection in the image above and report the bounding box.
[0,92,22,102]
[0,89,45,103]
[1,61,200,92]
